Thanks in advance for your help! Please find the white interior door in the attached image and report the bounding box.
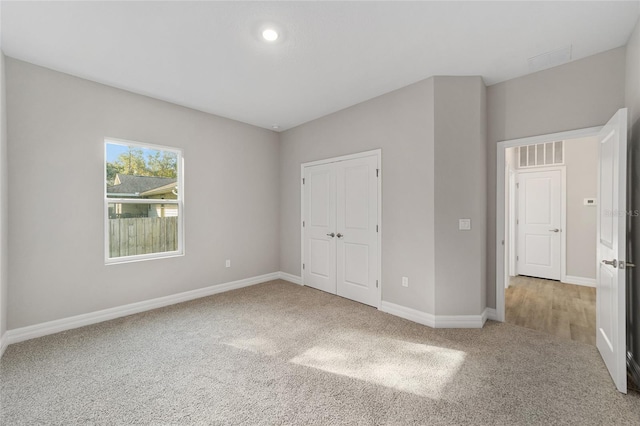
[336,156,379,307]
[517,169,562,280]
[596,108,628,394]
[303,163,336,294]
[302,152,380,307]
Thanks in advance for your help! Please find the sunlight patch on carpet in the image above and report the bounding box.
[223,336,281,356]
[289,330,466,398]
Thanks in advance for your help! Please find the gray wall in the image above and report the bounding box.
[6,58,280,329]
[280,78,437,313]
[0,53,7,341]
[280,76,487,316]
[564,137,598,280]
[625,16,640,383]
[486,47,626,308]
[433,77,486,315]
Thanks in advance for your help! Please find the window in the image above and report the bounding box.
[104,139,183,263]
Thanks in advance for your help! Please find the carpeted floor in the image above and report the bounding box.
[1,280,639,425]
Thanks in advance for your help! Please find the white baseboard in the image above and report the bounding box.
[562,275,596,288]
[435,313,486,328]
[379,301,435,327]
[5,272,280,346]
[379,301,489,329]
[484,307,498,322]
[0,332,7,359]
[278,272,302,285]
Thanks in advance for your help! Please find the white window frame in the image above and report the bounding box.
[104,138,184,264]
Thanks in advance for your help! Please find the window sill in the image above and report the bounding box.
[105,251,184,266]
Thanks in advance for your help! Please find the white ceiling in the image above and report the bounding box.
[2,1,639,131]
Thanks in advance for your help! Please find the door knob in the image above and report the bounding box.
[627,262,636,268]
[326,233,335,238]
[602,259,618,268]
[336,233,344,238]
[549,228,560,233]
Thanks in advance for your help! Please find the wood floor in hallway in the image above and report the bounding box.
[505,275,596,345]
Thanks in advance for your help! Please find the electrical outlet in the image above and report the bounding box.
[402,277,409,287]
[225,259,231,268]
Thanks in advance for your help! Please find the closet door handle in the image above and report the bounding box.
[336,233,344,238]
[326,233,335,238]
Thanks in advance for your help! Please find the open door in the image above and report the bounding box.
[596,108,628,393]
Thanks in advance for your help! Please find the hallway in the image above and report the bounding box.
[506,276,596,345]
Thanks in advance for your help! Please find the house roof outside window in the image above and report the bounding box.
[107,174,177,198]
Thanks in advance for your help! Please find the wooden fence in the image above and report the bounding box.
[109,217,178,258]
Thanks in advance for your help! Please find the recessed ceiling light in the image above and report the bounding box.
[262,29,279,42]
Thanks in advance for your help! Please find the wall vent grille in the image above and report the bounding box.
[518,140,564,168]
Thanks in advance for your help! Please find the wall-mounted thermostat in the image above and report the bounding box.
[459,219,471,230]
[584,198,597,206]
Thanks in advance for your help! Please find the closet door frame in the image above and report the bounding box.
[301,149,382,308]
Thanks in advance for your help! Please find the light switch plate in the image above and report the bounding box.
[459,219,471,230]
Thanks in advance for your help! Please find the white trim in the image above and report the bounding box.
[278,272,302,285]
[302,149,382,168]
[5,272,279,346]
[508,167,516,278]
[434,314,486,329]
[498,127,603,150]
[496,126,602,323]
[0,332,7,359]
[380,301,488,329]
[563,275,597,288]
[301,149,383,308]
[485,308,498,321]
[379,301,435,327]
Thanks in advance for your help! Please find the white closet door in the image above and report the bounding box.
[303,163,337,294]
[336,156,379,307]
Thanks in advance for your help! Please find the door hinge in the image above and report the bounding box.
[376,225,379,232]
[302,221,305,227]
[302,178,305,184]
[517,255,519,261]
[516,182,519,189]
[376,169,379,177]
[376,280,379,288]
[516,219,519,225]
[303,263,305,270]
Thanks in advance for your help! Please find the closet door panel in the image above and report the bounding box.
[336,156,378,307]
[303,164,337,294]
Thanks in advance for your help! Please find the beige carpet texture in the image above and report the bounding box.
[1,280,639,425]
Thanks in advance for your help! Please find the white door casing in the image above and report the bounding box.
[302,150,381,308]
[497,126,604,323]
[596,108,627,394]
[517,169,562,280]
[508,168,517,281]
